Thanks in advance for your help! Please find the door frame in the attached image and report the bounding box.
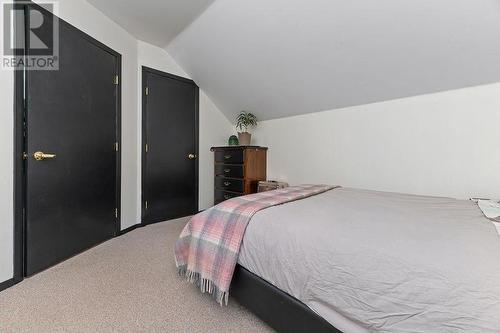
[141,66,199,224]
[13,1,122,282]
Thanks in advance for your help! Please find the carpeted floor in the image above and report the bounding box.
[0,217,273,333]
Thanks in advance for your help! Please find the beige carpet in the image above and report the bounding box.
[0,217,273,333]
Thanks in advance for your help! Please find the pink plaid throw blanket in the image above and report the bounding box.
[174,184,337,305]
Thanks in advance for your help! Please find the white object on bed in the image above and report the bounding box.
[478,200,500,235]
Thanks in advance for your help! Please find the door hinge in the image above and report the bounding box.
[115,142,119,152]
[115,208,118,218]
[113,75,119,85]
[145,201,148,210]
[145,143,148,153]
[145,87,149,96]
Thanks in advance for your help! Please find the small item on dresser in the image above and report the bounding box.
[258,181,289,193]
[228,135,239,146]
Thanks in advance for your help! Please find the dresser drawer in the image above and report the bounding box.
[215,164,244,178]
[215,190,242,204]
[214,149,244,164]
[215,177,244,193]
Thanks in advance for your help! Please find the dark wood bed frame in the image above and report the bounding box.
[231,265,342,333]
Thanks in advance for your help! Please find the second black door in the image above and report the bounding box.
[142,67,199,224]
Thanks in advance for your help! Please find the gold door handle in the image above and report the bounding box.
[188,154,197,160]
[33,151,56,161]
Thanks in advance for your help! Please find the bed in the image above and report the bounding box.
[177,187,500,332]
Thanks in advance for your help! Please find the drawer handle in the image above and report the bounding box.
[224,169,231,173]
[224,155,232,160]
[224,181,231,186]
[224,195,231,200]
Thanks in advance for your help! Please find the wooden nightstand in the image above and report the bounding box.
[211,146,268,205]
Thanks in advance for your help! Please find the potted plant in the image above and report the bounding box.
[236,111,258,146]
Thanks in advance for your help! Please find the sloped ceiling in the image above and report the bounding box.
[167,0,500,121]
[86,0,215,47]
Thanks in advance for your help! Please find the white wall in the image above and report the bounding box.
[198,92,234,209]
[0,14,14,282]
[0,0,231,285]
[253,83,500,199]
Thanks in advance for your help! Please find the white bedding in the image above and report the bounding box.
[478,200,500,235]
[238,188,500,332]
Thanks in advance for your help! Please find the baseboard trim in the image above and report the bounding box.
[141,212,198,227]
[1,217,190,293]
[118,223,143,236]
[0,223,142,294]
[0,276,22,293]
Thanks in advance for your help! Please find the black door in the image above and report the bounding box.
[142,67,199,224]
[24,5,121,276]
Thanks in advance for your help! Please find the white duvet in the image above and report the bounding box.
[238,188,500,332]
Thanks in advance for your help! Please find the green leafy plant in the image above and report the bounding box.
[236,111,258,133]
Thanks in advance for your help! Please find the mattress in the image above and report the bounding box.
[237,188,500,332]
